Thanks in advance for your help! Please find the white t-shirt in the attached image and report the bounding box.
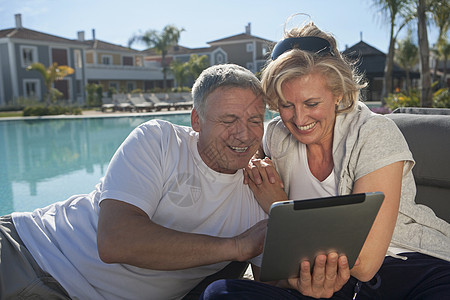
[12,120,267,300]
[288,143,337,200]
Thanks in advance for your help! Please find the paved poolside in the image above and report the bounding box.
[0,108,191,121]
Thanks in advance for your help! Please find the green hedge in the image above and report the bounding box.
[23,105,82,116]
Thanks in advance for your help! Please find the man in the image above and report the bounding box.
[0,64,268,299]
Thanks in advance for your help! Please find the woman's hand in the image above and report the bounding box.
[283,253,351,298]
[244,157,287,213]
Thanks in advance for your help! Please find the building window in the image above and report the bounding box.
[246,43,254,52]
[123,56,133,66]
[21,46,38,67]
[23,79,41,99]
[51,48,68,65]
[126,81,136,92]
[102,55,112,65]
[75,80,83,95]
[74,50,83,68]
[216,53,225,64]
[109,82,119,93]
[135,56,143,67]
[246,62,254,72]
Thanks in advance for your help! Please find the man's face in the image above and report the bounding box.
[192,87,265,174]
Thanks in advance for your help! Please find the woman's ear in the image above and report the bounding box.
[191,109,201,132]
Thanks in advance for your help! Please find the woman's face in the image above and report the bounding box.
[279,73,341,147]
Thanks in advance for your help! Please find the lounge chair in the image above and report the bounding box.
[168,93,193,110]
[143,93,173,111]
[129,94,154,112]
[178,93,194,110]
[113,94,133,112]
[101,97,116,112]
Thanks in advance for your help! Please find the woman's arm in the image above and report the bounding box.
[350,161,403,281]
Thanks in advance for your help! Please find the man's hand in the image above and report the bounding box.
[233,219,268,261]
[286,253,351,299]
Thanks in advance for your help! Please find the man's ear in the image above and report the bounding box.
[191,108,201,132]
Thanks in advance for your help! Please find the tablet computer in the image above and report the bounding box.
[259,192,384,282]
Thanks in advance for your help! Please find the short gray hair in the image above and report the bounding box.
[192,64,265,119]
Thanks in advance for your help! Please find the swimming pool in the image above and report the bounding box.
[0,110,277,215]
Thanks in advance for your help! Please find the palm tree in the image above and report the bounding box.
[186,54,209,81]
[431,43,450,87]
[169,60,189,88]
[372,0,414,105]
[417,0,433,107]
[440,41,450,88]
[129,25,184,89]
[395,29,419,91]
[26,62,74,106]
[430,0,450,87]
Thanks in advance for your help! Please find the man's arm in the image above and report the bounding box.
[97,199,267,270]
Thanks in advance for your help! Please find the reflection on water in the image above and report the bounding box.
[0,114,191,215]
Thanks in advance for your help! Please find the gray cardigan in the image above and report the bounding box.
[264,102,450,261]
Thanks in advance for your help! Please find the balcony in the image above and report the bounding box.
[85,64,165,80]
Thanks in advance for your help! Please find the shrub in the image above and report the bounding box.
[385,89,420,110]
[23,105,82,116]
[130,88,143,94]
[386,87,450,110]
[433,88,450,108]
[171,86,191,93]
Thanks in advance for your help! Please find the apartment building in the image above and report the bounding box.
[0,14,88,106]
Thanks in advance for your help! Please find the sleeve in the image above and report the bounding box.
[249,253,262,267]
[352,116,415,182]
[263,116,294,159]
[263,117,279,158]
[100,121,167,217]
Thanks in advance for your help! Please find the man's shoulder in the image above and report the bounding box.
[137,119,194,139]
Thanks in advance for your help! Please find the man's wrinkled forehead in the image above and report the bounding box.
[208,86,265,108]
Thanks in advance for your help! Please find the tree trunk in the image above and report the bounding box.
[406,70,411,92]
[381,26,396,105]
[161,52,167,90]
[443,57,448,88]
[417,0,433,107]
[432,57,439,83]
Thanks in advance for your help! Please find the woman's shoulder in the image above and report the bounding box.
[346,102,400,133]
[265,116,296,158]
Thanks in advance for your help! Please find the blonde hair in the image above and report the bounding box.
[262,22,366,113]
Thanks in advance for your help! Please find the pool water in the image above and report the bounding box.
[0,110,278,215]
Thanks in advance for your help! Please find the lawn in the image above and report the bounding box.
[0,111,22,118]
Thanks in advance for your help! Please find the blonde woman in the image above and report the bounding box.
[201,22,450,299]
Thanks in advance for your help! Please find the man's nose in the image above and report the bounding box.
[233,120,251,141]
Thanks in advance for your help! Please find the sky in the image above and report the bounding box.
[0,0,441,53]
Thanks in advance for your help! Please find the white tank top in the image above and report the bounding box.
[288,143,338,200]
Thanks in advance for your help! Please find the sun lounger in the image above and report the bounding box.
[178,93,194,110]
[113,94,133,112]
[143,93,173,111]
[129,95,155,112]
[101,97,116,112]
[167,93,194,110]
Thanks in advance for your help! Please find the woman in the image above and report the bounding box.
[201,21,450,299]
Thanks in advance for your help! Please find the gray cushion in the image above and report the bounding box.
[387,113,450,222]
[387,114,450,188]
